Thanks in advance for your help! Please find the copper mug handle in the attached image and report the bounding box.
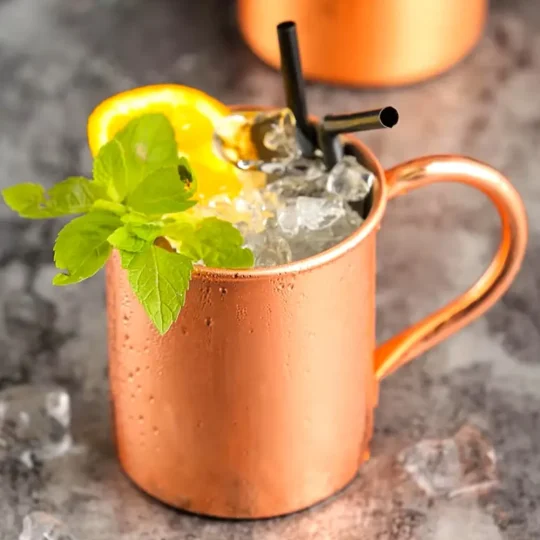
[375,155,528,380]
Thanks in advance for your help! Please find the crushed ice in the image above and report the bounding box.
[203,109,376,267]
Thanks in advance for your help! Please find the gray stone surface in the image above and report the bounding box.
[0,0,539,538]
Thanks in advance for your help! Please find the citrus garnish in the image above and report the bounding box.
[87,84,242,200]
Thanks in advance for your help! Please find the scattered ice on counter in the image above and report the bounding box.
[205,109,377,267]
[19,512,76,540]
[0,385,72,468]
[398,424,498,499]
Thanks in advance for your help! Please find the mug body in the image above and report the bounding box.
[238,0,488,87]
[106,141,388,519]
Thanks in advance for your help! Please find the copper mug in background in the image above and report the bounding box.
[238,0,488,87]
[107,134,527,519]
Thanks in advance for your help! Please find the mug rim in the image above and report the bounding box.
[193,134,388,281]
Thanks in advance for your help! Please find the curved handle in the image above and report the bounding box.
[374,155,528,381]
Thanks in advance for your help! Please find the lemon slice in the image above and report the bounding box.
[87,84,242,200]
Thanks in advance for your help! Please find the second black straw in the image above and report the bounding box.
[277,21,317,158]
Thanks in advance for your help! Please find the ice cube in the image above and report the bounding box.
[256,234,292,267]
[19,512,75,540]
[213,109,299,171]
[276,201,300,236]
[326,155,374,201]
[286,156,327,182]
[242,229,292,267]
[329,202,364,242]
[398,438,462,497]
[0,385,72,466]
[201,189,270,234]
[398,424,497,498]
[296,197,346,230]
[265,170,327,201]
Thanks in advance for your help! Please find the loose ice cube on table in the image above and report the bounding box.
[398,424,497,498]
[326,155,374,201]
[213,108,299,171]
[0,385,72,466]
[19,512,75,540]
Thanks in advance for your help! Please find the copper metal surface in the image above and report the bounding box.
[238,0,488,87]
[107,141,527,519]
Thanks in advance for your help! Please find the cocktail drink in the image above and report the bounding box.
[2,23,527,521]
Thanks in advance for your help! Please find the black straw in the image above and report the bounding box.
[317,125,343,170]
[318,106,399,170]
[277,21,317,157]
[323,107,399,134]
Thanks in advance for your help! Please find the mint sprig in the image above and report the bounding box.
[1,113,254,334]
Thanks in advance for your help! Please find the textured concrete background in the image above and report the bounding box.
[0,0,539,538]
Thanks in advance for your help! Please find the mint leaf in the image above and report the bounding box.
[47,176,107,214]
[115,113,179,193]
[107,226,150,253]
[121,245,193,335]
[127,167,197,215]
[2,178,106,219]
[168,217,254,269]
[91,199,127,216]
[2,183,54,218]
[107,221,162,252]
[93,139,128,202]
[53,212,121,285]
[128,221,163,241]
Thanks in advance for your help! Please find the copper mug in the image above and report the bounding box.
[107,138,527,519]
[238,0,488,87]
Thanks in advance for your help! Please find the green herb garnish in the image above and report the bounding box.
[2,113,254,334]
